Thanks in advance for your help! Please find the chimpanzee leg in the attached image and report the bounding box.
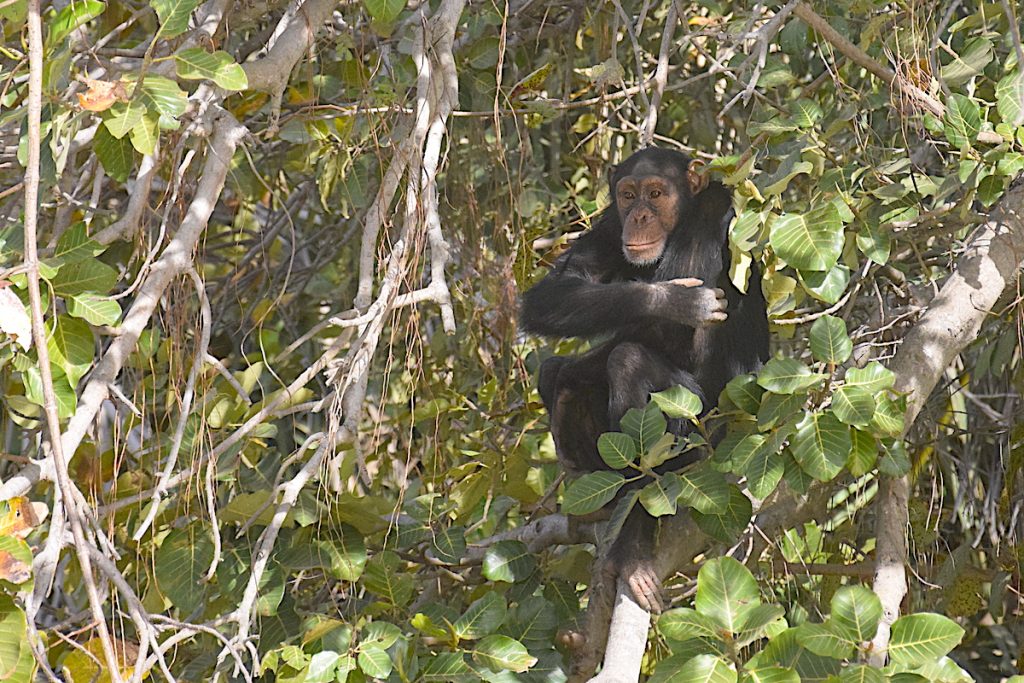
[605,342,705,428]
[538,350,612,475]
[603,342,706,613]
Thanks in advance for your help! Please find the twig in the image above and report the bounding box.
[132,266,211,542]
[639,1,679,147]
[23,1,123,678]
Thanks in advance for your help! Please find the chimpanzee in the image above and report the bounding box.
[521,147,769,612]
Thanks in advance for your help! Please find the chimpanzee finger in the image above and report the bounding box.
[668,277,703,287]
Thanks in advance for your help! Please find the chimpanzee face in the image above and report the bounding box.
[613,151,707,266]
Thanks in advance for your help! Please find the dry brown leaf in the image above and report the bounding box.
[76,77,128,112]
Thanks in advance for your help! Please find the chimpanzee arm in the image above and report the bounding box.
[521,236,726,338]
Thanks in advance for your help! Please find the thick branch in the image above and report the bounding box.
[869,177,1024,662]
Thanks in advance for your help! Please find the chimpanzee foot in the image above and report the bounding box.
[623,558,663,613]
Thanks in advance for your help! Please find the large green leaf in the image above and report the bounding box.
[695,557,760,633]
[104,100,146,139]
[844,362,895,393]
[154,526,214,614]
[888,613,965,666]
[620,401,668,451]
[831,385,875,427]
[692,485,753,542]
[364,0,406,23]
[151,0,201,37]
[809,314,852,364]
[639,472,683,517]
[175,48,248,90]
[651,384,703,420]
[794,622,854,659]
[562,471,625,515]
[482,540,536,583]
[50,257,118,297]
[829,586,882,643]
[677,466,730,514]
[0,595,25,678]
[742,441,785,500]
[67,293,121,326]
[996,69,1024,125]
[453,592,506,640]
[138,76,188,118]
[769,202,844,271]
[47,0,105,46]
[939,38,992,86]
[597,432,637,469]
[94,124,134,183]
[659,608,721,641]
[791,412,851,481]
[47,314,93,386]
[943,94,981,148]
[470,635,537,673]
[757,358,825,394]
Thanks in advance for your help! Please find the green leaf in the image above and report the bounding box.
[789,98,823,128]
[741,666,800,683]
[725,374,763,414]
[470,635,537,673]
[562,471,625,515]
[757,358,825,394]
[48,315,93,386]
[830,586,882,643]
[67,293,121,326]
[104,100,147,139]
[795,622,854,659]
[845,362,895,393]
[692,485,753,543]
[678,466,730,514]
[151,0,201,37]
[363,551,413,606]
[175,48,248,90]
[809,314,852,364]
[0,595,25,678]
[847,429,878,476]
[155,527,214,614]
[454,592,506,640]
[129,113,159,155]
[364,0,406,23]
[51,257,118,297]
[832,385,875,427]
[23,368,77,419]
[801,264,850,304]
[639,472,683,517]
[758,393,806,430]
[943,94,981,148]
[659,608,722,641]
[695,557,760,633]
[597,432,637,469]
[769,203,845,271]
[361,621,401,650]
[870,395,905,436]
[857,221,891,264]
[304,651,339,683]
[940,38,993,86]
[53,223,103,265]
[791,412,851,481]
[482,540,536,583]
[652,384,703,420]
[838,664,886,683]
[357,645,393,679]
[662,654,737,683]
[620,402,668,451]
[996,69,1024,126]
[888,613,965,666]
[47,0,105,45]
[742,443,784,500]
[738,604,785,636]
[138,76,188,118]
[94,125,134,183]
[430,527,466,565]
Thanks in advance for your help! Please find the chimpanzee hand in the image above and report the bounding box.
[657,278,728,326]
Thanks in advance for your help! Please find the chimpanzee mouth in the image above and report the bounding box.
[625,239,660,250]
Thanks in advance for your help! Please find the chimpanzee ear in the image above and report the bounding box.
[686,159,709,195]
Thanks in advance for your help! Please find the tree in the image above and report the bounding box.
[0,0,1022,681]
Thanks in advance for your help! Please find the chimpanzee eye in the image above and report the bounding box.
[649,190,661,199]
[622,191,635,200]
